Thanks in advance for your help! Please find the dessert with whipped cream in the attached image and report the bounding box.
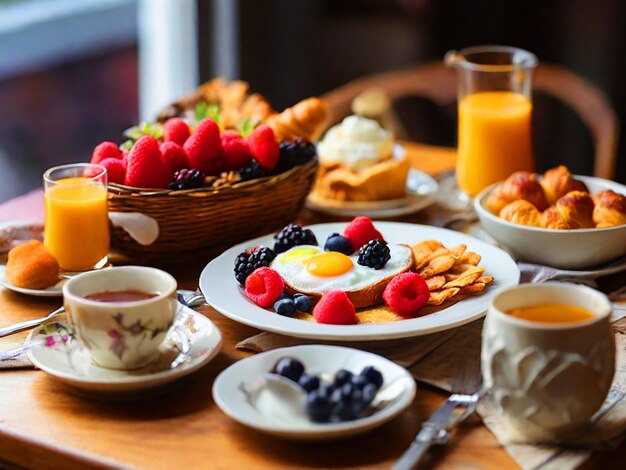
[313,115,409,201]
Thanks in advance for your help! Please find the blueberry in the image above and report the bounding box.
[360,366,384,389]
[274,357,305,382]
[318,383,335,400]
[299,374,320,393]
[293,294,311,312]
[274,298,296,316]
[307,390,332,423]
[277,293,290,301]
[324,233,354,255]
[334,369,353,387]
[362,382,378,404]
[330,387,344,405]
[330,400,358,422]
[351,374,368,390]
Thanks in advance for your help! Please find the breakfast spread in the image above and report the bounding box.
[313,115,409,201]
[486,165,626,229]
[271,356,385,423]
[234,217,494,324]
[5,240,60,289]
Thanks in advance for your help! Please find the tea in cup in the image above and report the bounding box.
[481,282,615,442]
[63,266,177,370]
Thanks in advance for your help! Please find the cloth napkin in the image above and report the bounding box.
[236,294,626,470]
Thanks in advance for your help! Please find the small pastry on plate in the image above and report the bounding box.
[5,240,60,289]
[313,115,408,202]
[592,190,626,228]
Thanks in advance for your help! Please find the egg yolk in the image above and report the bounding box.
[305,252,354,277]
[278,247,320,263]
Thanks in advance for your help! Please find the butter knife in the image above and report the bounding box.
[393,392,480,469]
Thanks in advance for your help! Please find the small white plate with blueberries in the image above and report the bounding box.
[212,344,416,440]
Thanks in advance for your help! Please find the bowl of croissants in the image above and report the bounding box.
[475,165,626,269]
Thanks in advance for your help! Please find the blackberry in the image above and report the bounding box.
[275,138,317,173]
[273,224,318,254]
[238,159,268,181]
[357,240,390,269]
[168,168,205,190]
[234,246,276,285]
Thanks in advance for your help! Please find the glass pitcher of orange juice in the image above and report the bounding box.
[445,46,538,197]
[43,163,110,274]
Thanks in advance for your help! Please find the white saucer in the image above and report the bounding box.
[26,303,222,396]
[0,264,65,297]
[212,345,416,440]
[306,144,439,218]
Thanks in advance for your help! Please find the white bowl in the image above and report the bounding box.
[212,345,416,440]
[475,175,626,269]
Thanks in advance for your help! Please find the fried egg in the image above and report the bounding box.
[270,244,413,294]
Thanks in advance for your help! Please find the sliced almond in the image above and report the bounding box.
[426,275,446,291]
[477,276,494,285]
[443,267,485,288]
[427,287,460,306]
[457,251,481,266]
[420,255,456,279]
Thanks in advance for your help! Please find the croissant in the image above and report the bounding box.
[265,97,329,142]
[541,165,589,205]
[592,190,626,227]
[485,171,549,215]
[540,191,595,230]
[499,200,542,227]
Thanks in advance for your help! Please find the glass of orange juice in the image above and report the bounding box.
[445,46,538,198]
[43,163,110,275]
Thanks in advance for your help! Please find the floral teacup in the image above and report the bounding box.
[481,282,615,442]
[63,266,177,370]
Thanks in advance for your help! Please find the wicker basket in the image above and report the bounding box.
[107,158,318,264]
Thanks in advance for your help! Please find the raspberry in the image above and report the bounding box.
[160,141,189,172]
[383,272,429,316]
[90,142,121,165]
[343,217,384,252]
[246,125,279,171]
[221,131,252,170]
[163,118,191,146]
[313,290,357,325]
[244,267,285,308]
[98,157,126,185]
[124,135,173,188]
[184,119,224,175]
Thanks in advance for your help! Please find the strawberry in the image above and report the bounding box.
[184,119,224,175]
[221,130,252,170]
[246,125,279,170]
[163,118,191,146]
[90,142,121,165]
[124,135,173,188]
[160,141,189,172]
[343,216,384,251]
[313,290,357,325]
[98,157,126,185]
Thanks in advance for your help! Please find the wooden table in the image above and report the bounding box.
[0,143,624,470]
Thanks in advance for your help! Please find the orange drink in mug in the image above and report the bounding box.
[44,163,110,273]
[446,46,538,197]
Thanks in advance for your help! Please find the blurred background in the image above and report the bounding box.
[0,0,624,202]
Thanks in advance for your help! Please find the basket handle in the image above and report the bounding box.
[109,212,159,246]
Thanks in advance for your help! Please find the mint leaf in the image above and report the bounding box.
[195,102,208,121]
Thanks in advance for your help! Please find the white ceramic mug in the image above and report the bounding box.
[481,282,615,442]
[63,266,177,370]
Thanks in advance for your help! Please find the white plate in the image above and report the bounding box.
[475,175,626,269]
[307,169,439,218]
[0,264,65,297]
[26,303,222,396]
[200,222,520,341]
[212,344,416,440]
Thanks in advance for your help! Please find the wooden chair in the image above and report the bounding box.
[321,62,619,179]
